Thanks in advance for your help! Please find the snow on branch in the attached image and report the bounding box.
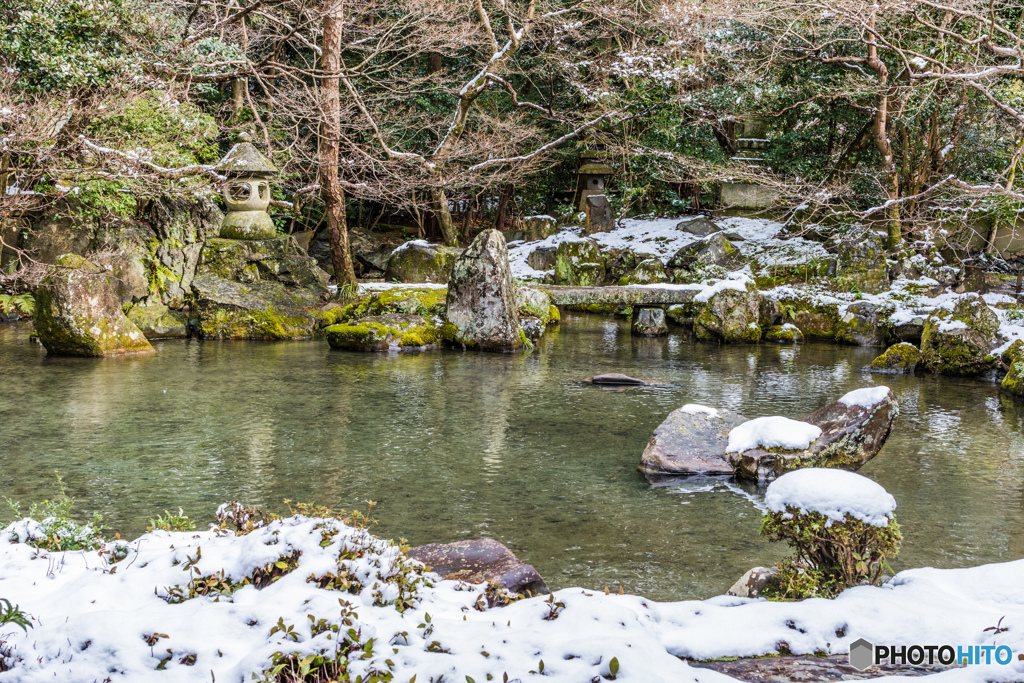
[78,137,226,181]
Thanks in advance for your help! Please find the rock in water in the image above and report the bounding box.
[632,307,668,336]
[585,373,647,386]
[694,286,764,343]
[639,405,747,476]
[445,229,523,352]
[920,295,999,376]
[34,254,155,357]
[867,343,921,374]
[731,386,899,481]
[408,538,548,597]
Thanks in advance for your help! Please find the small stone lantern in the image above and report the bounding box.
[216,136,278,240]
[573,138,614,212]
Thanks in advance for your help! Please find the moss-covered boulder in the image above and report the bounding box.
[127,304,189,339]
[632,307,669,336]
[835,301,887,347]
[868,342,921,374]
[829,224,889,294]
[920,296,999,376]
[190,274,320,340]
[34,254,155,357]
[316,286,447,330]
[665,302,698,326]
[523,215,559,242]
[515,287,558,326]
[667,233,745,272]
[384,240,462,284]
[777,297,841,340]
[617,258,666,285]
[446,230,523,352]
[1001,341,1024,397]
[324,313,444,351]
[198,236,328,289]
[553,239,606,286]
[765,323,804,343]
[694,286,763,343]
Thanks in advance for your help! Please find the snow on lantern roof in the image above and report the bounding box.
[216,142,277,175]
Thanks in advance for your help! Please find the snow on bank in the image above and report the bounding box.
[765,469,897,527]
[1,514,1023,682]
[726,416,822,453]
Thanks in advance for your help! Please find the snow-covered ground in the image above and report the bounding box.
[1,513,1022,682]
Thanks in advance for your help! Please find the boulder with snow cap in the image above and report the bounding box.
[676,217,720,237]
[445,229,523,352]
[835,301,888,347]
[553,238,606,286]
[731,386,899,480]
[694,283,764,343]
[667,232,745,272]
[920,295,999,376]
[639,405,747,477]
[828,224,889,294]
[384,240,462,284]
[618,258,667,285]
[408,538,548,597]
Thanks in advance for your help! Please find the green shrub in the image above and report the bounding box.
[147,508,196,532]
[761,506,902,599]
[4,474,105,552]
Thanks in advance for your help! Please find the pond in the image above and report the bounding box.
[2,313,1023,602]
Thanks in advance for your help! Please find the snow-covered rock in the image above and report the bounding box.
[765,468,897,527]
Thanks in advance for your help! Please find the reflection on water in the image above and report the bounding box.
[2,312,1024,601]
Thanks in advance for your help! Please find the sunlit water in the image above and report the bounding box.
[2,313,1023,601]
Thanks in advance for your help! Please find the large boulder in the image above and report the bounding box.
[731,387,899,481]
[146,196,223,306]
[639,405,747,477]
[618,258,666,285]
[324,313,443,351]
[190,274,321,340]
[829,225,889,294]
[384,241,462,284]
[408,538,548,598]
[920,296,999,376]
[835,301,887,347]
[667,233,745,273]
[198,237,329,290]
[1001,341,1024,397]
[34,254,155,357]
[640,387,899,482]
[445,229,523,351]
[867,343,921,375]
[694,285,763,343]
[553,238,606,286]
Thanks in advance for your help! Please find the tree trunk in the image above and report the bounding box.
[431,185,459,246]
[494,183,514,230]
[428,52,442,74]
[321,0,357,287]
[230,78,246,113]
[866,10,901,249]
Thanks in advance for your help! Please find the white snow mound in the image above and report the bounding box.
[765,468,897,527]
[726,416,822,453]
[681,404,719,417]
[837,386,891,409]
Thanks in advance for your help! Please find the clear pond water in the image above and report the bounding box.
[2,313,1023,601]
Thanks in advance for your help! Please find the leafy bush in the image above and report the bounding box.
[761,506,902,599]
[147,508,196,532]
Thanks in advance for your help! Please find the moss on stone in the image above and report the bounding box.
[325,313,442,351]
[765,325,804,343]
[869,343,921,374]
[317,287,447,329]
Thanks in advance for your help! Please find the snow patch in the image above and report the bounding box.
[726,416,822,453]
[765,468,897,527]
[837,386,891,409]
[681,404,719,417]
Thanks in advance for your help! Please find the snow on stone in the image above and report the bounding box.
[681,404,719,416]
[837,386,891,409]
[726,416,822,453]
[694,272,753,303]
[937,319,968,333]
[391,239,430,253]
[358,282,447,293]
[765,468,896,527]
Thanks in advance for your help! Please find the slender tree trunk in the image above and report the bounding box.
[230,78,245,113]
[431,185,459,246]
[866,11,901,249]
[494,183,514,230]
[321,0,357,287]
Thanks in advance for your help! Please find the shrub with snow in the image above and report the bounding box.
[761,469,902,599]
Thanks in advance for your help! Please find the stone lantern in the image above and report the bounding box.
[573,139,614,212]
[216,136,278,240]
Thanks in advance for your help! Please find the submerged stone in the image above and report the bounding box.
[34,254,155,357]
[408,538,548,597]
[585,373,647,386]
[445,229,523,352]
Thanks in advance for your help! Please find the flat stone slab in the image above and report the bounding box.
[640,407,747,477]
[408,538,548,597]
[690,654,943,681]
[584,373,646,386]
[531,285,699,307]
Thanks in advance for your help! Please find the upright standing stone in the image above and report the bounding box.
[34,254,155,356]
[445,229,523,352]
[584,195,614,235]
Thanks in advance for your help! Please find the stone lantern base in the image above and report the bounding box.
[220,210,276,240]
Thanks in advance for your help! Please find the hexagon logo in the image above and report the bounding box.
[849,638,875,671]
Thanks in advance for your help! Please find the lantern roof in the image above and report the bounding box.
[216,142,277,175]
[578,162,613,175]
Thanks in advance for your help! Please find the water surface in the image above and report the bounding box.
[2,314,1023,601]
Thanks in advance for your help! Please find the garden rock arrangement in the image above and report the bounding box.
[640,387,899,481]
[190,274,323,340]
[33,253,155,357]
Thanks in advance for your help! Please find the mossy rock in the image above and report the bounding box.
[777,297,840,340]
[190,274,320,340]
[316,287,447,329]
[666,302,699,326]
[616,258,667,285]
[325,313,443,351]
[384,241,462,283]
[868,343,921,374]
[694,287,763,343]
[765,324,804,344]
[34,253,155,357]
[566,303,632,317]
[553,239,606,286]
[515,287,557,325]
[127,304,189,339]
[920,296,999,376]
